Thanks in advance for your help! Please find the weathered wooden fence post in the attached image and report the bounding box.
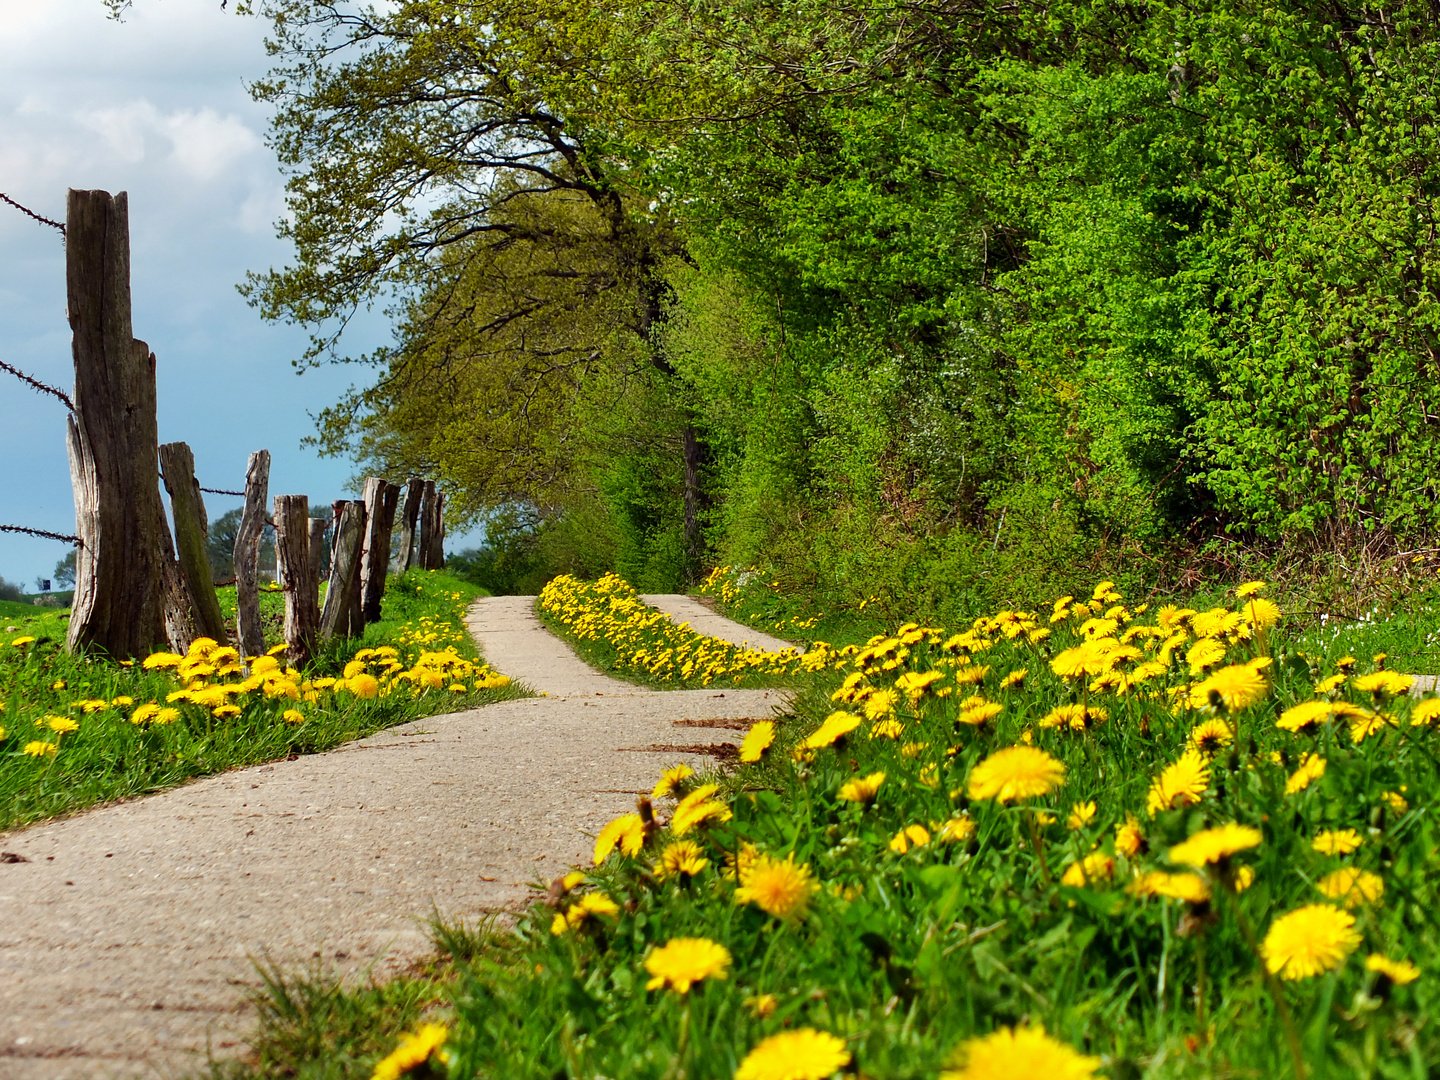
[397,476,423,571]
[159,441,228,644]
[273,495,317,666]
[64,189,169,657]
[234,450,270,659]
[360,478,400,623]
[417,481,437,570]
[319,500,365,640]
[307,517,327,590]
[417,485,445,570]
[158,515,195,654]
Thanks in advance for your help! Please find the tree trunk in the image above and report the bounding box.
[682,423,704,584]
[360,478,400,623]
[273,495,318,667]
[159,441,228,644]
[64,189,168,658]
[234,449,270,659]
[319,500,365,640]
[397,476,423,571]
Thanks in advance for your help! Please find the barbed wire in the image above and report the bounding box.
[0,193,65,236]
[0,360,73,411]
[200,486,247,497]
[0,524,81,545]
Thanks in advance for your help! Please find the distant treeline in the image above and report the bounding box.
[246,0,1440,612]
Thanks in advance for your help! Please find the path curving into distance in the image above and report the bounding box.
[0,596,789,1079]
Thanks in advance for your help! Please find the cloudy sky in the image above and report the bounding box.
[0,0,454,590]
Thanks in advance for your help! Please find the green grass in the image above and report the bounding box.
[204,572,1440,1080]
[0,570,527,831]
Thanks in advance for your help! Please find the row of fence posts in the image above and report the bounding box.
[62,186,444,663]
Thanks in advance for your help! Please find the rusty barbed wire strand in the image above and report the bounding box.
[0,360,74,411]
[200,487,246,497]
[0,193,65,235]
[1,524,81,545]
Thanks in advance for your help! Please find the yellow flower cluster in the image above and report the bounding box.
[539,573,834,684]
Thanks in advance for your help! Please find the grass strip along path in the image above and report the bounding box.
[0,572,519,830]
[0,590,788,1079]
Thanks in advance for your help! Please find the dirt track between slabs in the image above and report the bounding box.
[0,595,790,1080]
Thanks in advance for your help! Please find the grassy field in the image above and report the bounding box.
[0,570,524,831]
[206,571,1440,1080]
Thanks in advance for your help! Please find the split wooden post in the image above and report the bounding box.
[417,482,438,570]
[159,441,228,643]
[359,478,400,623]
[307,517,327,590]
[319,500,366,640]
[158,512,195,654]
[234,450,271,659]
[397,476,423,571]
[273,495,318,666]
[64,188,169,657]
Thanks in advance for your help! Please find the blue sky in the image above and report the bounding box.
[0,0,470,590]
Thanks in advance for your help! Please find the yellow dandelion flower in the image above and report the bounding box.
[643,937,731,993]
[1130,871,1211,903]
[895,669,945,700]
[1285,753,1327,794]
[672,785,732,835]
[888,824,931,853]
[1038,703,1106,731]
[1115,816,1145,857]
[593,813,646,865]
[1277,699,1363,732]
[1236,580,1267,597]
[934,815,976,844]
[739,721,776,763]
[1352,671,1414,698]
[346,672,380,699]
[999,668,1027,690]
[651,764,695,800]
[1312,829,1362,855]
[1410,698,1440,726]
[1262,904,1361,979]
[45,715,78,735]
[1314,673,1347,695]
[654,839,710,880]
[142,651,184,670]
[744,993,778,1018]
[282,709,305,724]
[1383,789,1409,814]
[803,711,861,749]
[1189,663,1268,711]
[735,853,818,918]
[1317,868,1384,908]
[371,1023,448,1080]
[1146,749,1209,816]
[1050,642,1114,679]
[957,697,1003,727]
[1168,823,1262,867]
[869,717,905,738]
[1066,801,1096,831]
[1060,851,1114,888]
[1188,718,1233,755]
[735,1029,850,1080]
[1365,954,1420,985]
[154,707,181,725]
[838,771,885,804]
[1185,638,1227,675]
[553,892,620,934]
[941,1024,1101,1080]
[966,745,1066,803]
[1241,597,1281,629]
[862,689,899,720]
[22,740,57,757]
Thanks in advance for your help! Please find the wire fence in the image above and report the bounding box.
[0,192,65,237]
[0,524,81,545]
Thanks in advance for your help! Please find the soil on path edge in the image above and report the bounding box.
[0,596,788,1079]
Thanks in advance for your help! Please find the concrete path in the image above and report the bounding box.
[640,594,799,654]
[0,597,788,1079]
